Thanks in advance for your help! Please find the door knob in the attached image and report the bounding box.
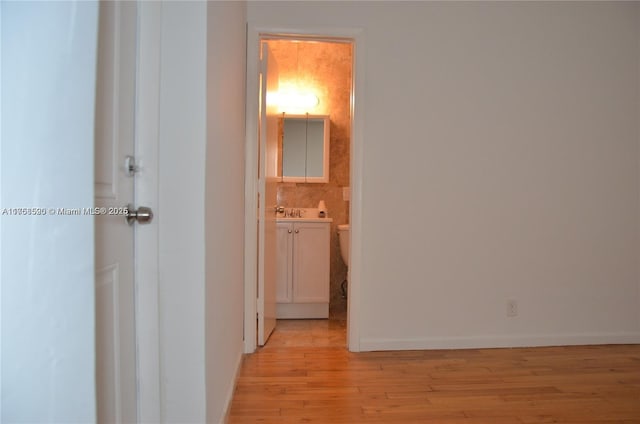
[126,204,154,225]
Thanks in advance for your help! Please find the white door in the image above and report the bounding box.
[257,44,280,345]
[275,223,293,303]
[94,2,138,422]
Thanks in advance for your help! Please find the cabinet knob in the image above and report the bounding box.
[288,229,292,234]
[295,229,299,233]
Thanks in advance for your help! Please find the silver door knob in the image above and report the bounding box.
[126,204,154,225]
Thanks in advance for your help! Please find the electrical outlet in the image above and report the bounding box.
[507,300,518,317]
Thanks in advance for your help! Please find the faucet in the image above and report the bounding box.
[280,208,304,218]
[286,208,302,218]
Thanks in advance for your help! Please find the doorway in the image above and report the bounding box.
[244,29,364,353]
[266,37,351,345]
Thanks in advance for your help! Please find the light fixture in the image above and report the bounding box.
[266,42,321,113]
[270,91,319,111]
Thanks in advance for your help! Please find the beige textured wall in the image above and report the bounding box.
[267,40,352,316]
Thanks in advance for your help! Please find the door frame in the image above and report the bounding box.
[243,25,366,352]
[94,1,162,420]
[132,2,161,421]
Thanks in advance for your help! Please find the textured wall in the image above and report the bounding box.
[266,40,352,317]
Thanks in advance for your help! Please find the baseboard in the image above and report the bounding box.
[220,348,244,424]
[359,331,640,351]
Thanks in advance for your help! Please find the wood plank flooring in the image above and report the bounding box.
[228,320,640,423]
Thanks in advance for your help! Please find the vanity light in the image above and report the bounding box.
[272,91,319,112]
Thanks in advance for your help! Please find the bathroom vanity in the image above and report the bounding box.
[275,216,331,319]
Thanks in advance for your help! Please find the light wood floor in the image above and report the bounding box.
[229,319,640,423]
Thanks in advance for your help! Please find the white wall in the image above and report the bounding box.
[1,2,98,421]
[157,2,247,422]
[637,4,640,333]
[248,1,640,350]
[158,2,208,421]
[205,2,247,423]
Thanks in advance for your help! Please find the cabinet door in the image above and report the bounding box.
[292,223,330,303]
[276,223,293,303]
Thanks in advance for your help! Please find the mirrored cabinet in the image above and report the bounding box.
[279,114,330,183]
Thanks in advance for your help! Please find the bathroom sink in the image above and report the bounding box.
[277,216,333,223]
[276,207,333,223]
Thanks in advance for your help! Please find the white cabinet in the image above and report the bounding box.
[276,220,330,318]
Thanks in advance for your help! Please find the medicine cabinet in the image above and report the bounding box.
[279,114,330,183]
